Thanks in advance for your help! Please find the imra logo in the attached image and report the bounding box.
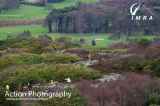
[130,2,153,21]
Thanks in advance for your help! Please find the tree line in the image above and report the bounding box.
[47,0,160,36]
[0,0,20,12]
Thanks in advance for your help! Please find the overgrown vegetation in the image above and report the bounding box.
[0,0,160,106]
[1,64,101,87]
[37,90,87,106]
[77,73,160,106]
[0,35,101,87]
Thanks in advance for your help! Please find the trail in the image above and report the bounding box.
[0,19,44,27]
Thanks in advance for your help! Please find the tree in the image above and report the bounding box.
[46,0,160,35]
[0,0,20,12]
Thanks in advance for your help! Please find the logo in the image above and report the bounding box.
[130,2,153,21]
[4,84,72,101]
[130,3,141,16]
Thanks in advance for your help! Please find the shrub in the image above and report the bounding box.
[0,85,20,106]
[2,64,101,87]
[17,30,32,39]
[55,37,72,43]
[77,73,160,106]
[0,53,43,69]
[150,59,160,76]
[55,37,81,49]
[79,38,86,44]
[37,90,87,106]
[130,38,152,46]
[0,52,81,69]
[111,55,147,72]
[0,35,53,53]
[41,53,80,63]
[148,93,160,106]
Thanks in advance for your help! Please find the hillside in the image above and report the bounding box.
[0,0,98,40]
[0,0,160,106]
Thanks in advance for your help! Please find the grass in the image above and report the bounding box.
[0,0,97,20]
[0,24,112,48]
[0,25,48,40]
[48,33,159,48]
[0,26,159,48]
[0,5,49,20]
[0,29,112,48]
[0,23,159,48]
[47,0,97,9]
[49,33,113,48]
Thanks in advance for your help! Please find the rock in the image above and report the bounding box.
[98,73,122,83]
[75,60,98,66]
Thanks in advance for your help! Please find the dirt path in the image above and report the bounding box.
[0,19,44,27]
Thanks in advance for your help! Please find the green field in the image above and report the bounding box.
[50,34,160,48]
[0,5,49,20]
[0,27,111,48]
[0,25,48,40]
[0,24,159,48]
[0,25,112,48]
[47,0,97,9]
[49,33,112,48]
[0,0,97,20]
